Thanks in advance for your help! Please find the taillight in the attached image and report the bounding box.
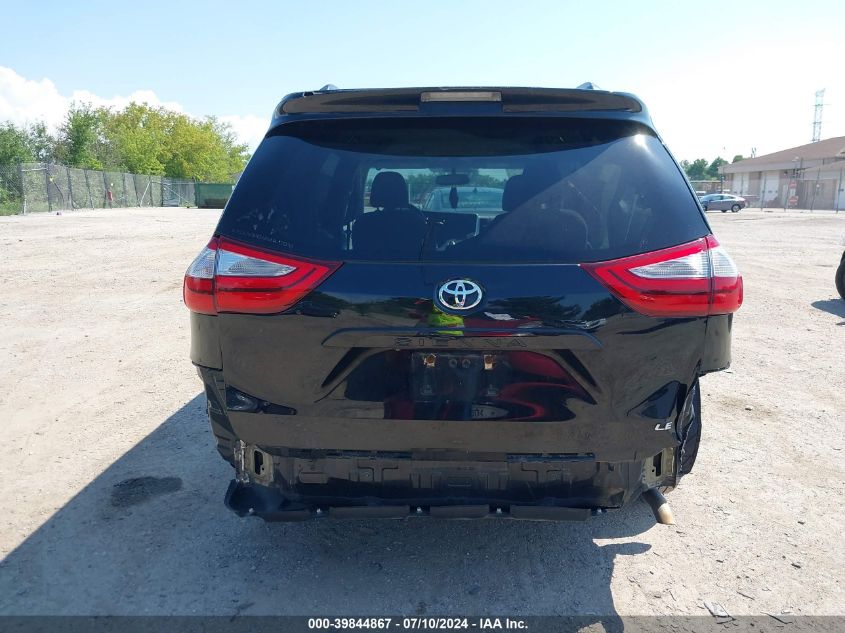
[183,240,218,315]
[582,236,742,317]
[183,237,340,315]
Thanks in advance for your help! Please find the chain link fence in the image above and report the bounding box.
[0,163,199,215]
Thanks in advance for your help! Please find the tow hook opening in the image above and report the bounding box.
[234,441,274,484]
[248,446,273,483]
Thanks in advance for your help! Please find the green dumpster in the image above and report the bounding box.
[195,183,234,208]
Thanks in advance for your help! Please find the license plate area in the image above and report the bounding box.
[411,352,503,405]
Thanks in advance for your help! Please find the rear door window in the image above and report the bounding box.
[217,118,707,263]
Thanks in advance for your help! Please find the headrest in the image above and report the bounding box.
[370,171,409,209]
[502,165,566,212]
[502,175,531,212]
[485,207,588,254]
[523,161,562,186]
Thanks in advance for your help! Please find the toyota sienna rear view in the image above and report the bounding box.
[183,86,742,522]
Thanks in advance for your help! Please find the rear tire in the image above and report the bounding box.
[731,204,741,212]
[836,258,845,300]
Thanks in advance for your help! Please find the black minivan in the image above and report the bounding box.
[184,87,742,522]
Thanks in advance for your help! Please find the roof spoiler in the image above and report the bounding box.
[275,87,643,117]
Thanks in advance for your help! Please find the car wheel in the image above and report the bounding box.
[731,204,741,212]
[721,208,727,213]
[702,205,708,212]
[836,258,845,300]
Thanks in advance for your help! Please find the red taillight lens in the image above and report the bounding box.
[213,238,340,314]
[183,240,218,315]
[581,236,742,318]
[182,237,341,315]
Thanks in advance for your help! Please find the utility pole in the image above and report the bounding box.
[812,89,825,142]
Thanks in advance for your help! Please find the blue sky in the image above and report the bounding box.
[1,0,844,160]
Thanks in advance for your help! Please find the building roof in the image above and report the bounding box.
[802,161,845,175]
[722,135,845,174]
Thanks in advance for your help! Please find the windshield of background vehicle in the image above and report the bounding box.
[217,117,708,263]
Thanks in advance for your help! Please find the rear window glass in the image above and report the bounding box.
[218,118,707,263]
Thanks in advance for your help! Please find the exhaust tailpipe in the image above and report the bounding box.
[642,488,676,525]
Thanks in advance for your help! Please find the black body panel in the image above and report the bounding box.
[190,313,222,369]
[193,260,706,517]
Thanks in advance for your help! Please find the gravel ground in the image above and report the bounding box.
[0,206,843,619]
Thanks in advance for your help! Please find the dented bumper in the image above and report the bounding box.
[198,364,684,522]
[222,444,674,521]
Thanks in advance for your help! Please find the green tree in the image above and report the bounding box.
[683,158,709,180]
[2,101,250,181]
[105,103,170,175]
[707,157,728,179]
[27,122,57,163]
[163,114,249,181]
[55,103,109,169]
[0,122,34,166]
[731,154,744,163]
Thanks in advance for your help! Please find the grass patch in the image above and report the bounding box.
[0,202,21,216]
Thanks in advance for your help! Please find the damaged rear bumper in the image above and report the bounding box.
[222,444,674,522]
[198,366,683,522]
[224,480,597,521]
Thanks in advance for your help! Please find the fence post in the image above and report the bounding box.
[133,173,141,207]
[149,175,153,206]
[18,163,26,215]
[83,169,94,209]
[44,164,52,213]
[810,170,820,212]
[66,166,74,211]
[103,171,110,208]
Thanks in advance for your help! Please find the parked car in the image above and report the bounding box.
[837,251,845,300]
[700,193,747,212]
[422,186,503,212]
[184,86,743,523]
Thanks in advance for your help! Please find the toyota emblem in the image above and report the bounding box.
[437,279,483,311]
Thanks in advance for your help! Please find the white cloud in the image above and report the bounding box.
[0,67,67,130]
[0,66,265,149]
[219,113,267,150]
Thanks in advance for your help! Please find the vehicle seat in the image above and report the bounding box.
[353,172,427,258]
[502,174,533,212]
[466,174,532,237]
[452,173,587,258]
[481,204,588,257]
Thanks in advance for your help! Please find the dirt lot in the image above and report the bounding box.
[0,206,843,620]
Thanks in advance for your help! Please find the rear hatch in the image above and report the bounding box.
[189,116,737,463]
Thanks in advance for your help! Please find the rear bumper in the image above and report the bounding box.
[198,366,681,521]
[225,479,597,521]
[222,447,673,522]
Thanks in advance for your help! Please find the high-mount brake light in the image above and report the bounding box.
[420,91,502,103]
[581,236,742,318]
[183,238,341,315]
